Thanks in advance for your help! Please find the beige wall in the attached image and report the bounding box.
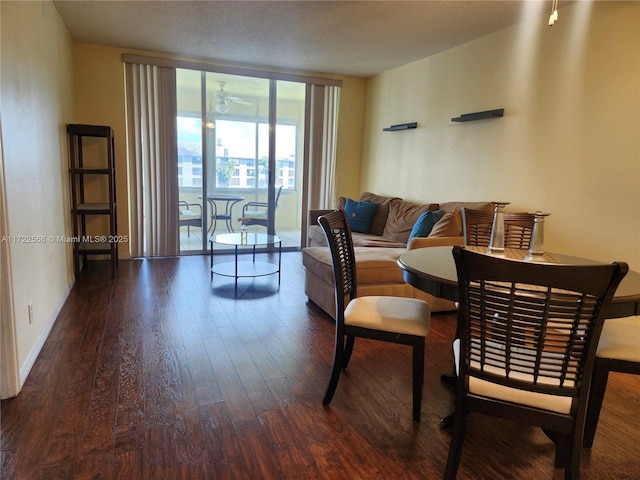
[335,76,365,202]
[361,1,640,270]
[1,1,75,391]
[72,44,130,256]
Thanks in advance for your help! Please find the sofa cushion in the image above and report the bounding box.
[383,199,439,244]
[308,224,327,246]
[439,201,493,214]
[344,198,379,233]
[302,246,408,286]
[428,203,492,237]
[359,192,402,236]
[308,225,407,248]
[352,234,407,248]
[408,210,444,240]
[428,210,463,237]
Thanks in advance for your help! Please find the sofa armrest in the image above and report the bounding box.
[308,209,336,225]
[407,236,464,250]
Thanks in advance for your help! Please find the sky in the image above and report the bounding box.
[177,116,296,160]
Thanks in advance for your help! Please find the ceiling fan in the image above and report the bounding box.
[212,81,251,114]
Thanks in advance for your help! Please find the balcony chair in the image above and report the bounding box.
[444,246,627,480]
[317,209,431,422]
[179,200,202,237]
[582,315,640,447]
[238,185,283,230]
[462,208,535,249]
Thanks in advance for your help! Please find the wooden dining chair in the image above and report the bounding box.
[462,208,535,249]
[444,246,627,480]
[440,208,536,390]
[582,315,640,447]
[317,209,431,421]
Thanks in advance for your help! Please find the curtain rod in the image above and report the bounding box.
[122,54,343,87]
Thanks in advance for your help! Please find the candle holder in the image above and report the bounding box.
[488,201,510,254]
[528,211,550,256]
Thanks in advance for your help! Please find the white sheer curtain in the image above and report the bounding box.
[124,63,179,257]
[302,84,340,245]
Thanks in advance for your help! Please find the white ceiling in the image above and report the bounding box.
[53,0,560,78]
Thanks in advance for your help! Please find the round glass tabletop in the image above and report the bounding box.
[210,232,281,246]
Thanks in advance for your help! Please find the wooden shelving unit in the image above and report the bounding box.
[67,124,118,278]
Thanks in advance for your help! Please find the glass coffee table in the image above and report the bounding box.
[209,232,281,293]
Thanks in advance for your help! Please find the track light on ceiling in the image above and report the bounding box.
[549,0,559,26]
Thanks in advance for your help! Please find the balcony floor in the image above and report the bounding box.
[180,225,301,253]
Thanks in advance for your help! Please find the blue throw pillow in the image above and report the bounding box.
[344,198,379,234]
[408,210,445,240]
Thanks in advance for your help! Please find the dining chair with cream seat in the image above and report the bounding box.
[444,246,627,480]
[440,208,537,391]
[317,209,431,422]
[582,315,640,447]
[445,208,535,364]
[462,208,535,249]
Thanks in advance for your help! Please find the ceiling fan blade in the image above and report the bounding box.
[212,82,253,109]
[227,96,252,106]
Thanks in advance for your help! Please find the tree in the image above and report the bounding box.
[217,158,237,187]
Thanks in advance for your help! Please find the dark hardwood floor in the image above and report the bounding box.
[2,251,639,479]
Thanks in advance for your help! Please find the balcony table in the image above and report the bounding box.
[205,194,245,234]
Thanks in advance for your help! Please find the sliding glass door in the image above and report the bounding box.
[177,70,305,253]
[176,69,204,251]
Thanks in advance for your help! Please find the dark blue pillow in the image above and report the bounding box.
[408,210,444,240]
[344,198,379,234]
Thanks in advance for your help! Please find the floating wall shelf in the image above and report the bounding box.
[451,108,504,122]
[383,122,417,131]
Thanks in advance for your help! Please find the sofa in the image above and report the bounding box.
[302,192,494,319]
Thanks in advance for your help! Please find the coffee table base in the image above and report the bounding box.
[212,261,280,279]
[209,233,282,294]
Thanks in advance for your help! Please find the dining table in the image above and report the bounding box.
[398,245,640,319]
[397,245,640,428]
